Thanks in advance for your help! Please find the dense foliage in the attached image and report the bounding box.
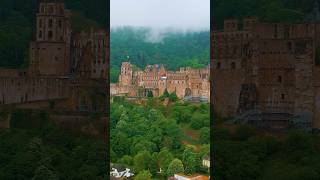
[110,98,210,178]
[0,109,107,179]
[213,123,320,180]
[0,0,108,68]
[110,27,210,82]
[212,0,315,29]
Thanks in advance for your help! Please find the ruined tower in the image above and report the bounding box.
[119,62,133,86]
[29,0,71,76]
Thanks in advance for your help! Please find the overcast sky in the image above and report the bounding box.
[110,0,210,30]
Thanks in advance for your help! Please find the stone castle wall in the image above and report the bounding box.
[0,0,108,115]
[112,62,210,101]
[212,17,320,129]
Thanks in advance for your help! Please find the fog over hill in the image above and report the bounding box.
[111,0,210,31]
[110,27,210,83]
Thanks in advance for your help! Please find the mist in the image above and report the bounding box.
[110,0,210,31]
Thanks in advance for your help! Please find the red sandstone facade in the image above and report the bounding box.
[0,0,108,113]
[212,16,320,130]
[111,62,210,102]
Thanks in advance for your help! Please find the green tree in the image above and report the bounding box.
[199,127,210,144]
[134,170,152,180]
[190,113,209,130]
[167,159,184,177]
[169,92,178,102]
[163,89,170,97]
[118,155,133,166]
[133,151,152,173]
[147,91,153,98]
[182,148,199,174]
[32,165,58,180]
[158,148,174,175]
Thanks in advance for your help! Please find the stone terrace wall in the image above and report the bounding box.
[0,77,70,105]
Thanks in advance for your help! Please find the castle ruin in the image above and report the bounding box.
[111,62,210,102]
[0,0,108,131]
[212,11,320,130]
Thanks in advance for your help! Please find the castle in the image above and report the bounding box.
[211,2,320,130]
[0,0,108,130]
[111,62,210,102]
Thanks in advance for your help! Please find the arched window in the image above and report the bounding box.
[48,19,53,28]
[58,20,62,28]
[39,31,42,39]
[40,5,44,13]
[231,62,236,69]
[48,31,53,40]
[278,76,282,83]
[39,19,42,28]
[217,62,221,69]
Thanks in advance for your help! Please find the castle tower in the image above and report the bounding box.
[119,62,133,86]
[29,0,71,76]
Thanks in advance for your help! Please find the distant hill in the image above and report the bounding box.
[110,27,210,82]
[212,0,315,29]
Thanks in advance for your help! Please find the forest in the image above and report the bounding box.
[212,0,315,29]
[0,0,108,68]
[110,27,210,82]
[0,109,107,179]
[110,97,210,179]
[213,123,320,180]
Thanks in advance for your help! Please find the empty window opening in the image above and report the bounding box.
[217,62,221,69]
[48,31,53,40]
[39,31,42,39]
[278,76,282,83]
[49,19,53,28]
[58,20,62,28]
[231,62,236,69]
[288,42,292,51]
[39,19,42,28]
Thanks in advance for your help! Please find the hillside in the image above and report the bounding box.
[110,27,210,82]
[0,109,107,179]
[110,97,210,178]
[0,0,108,68]
[212,0,315,29]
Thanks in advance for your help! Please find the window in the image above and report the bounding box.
[39,31,42,39]
[288,42,292,51]
[278,76,282,83]
[58,20,62,28]
[49,19,53,28]
[59,5,64,14]
[217,62,221,69]
[49,6,53,13]
[40,5,44,13]
[39,19,42,28]
[48,31,53,39]
[231,62,236,69]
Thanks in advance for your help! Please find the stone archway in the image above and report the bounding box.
[185,88,192,97]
